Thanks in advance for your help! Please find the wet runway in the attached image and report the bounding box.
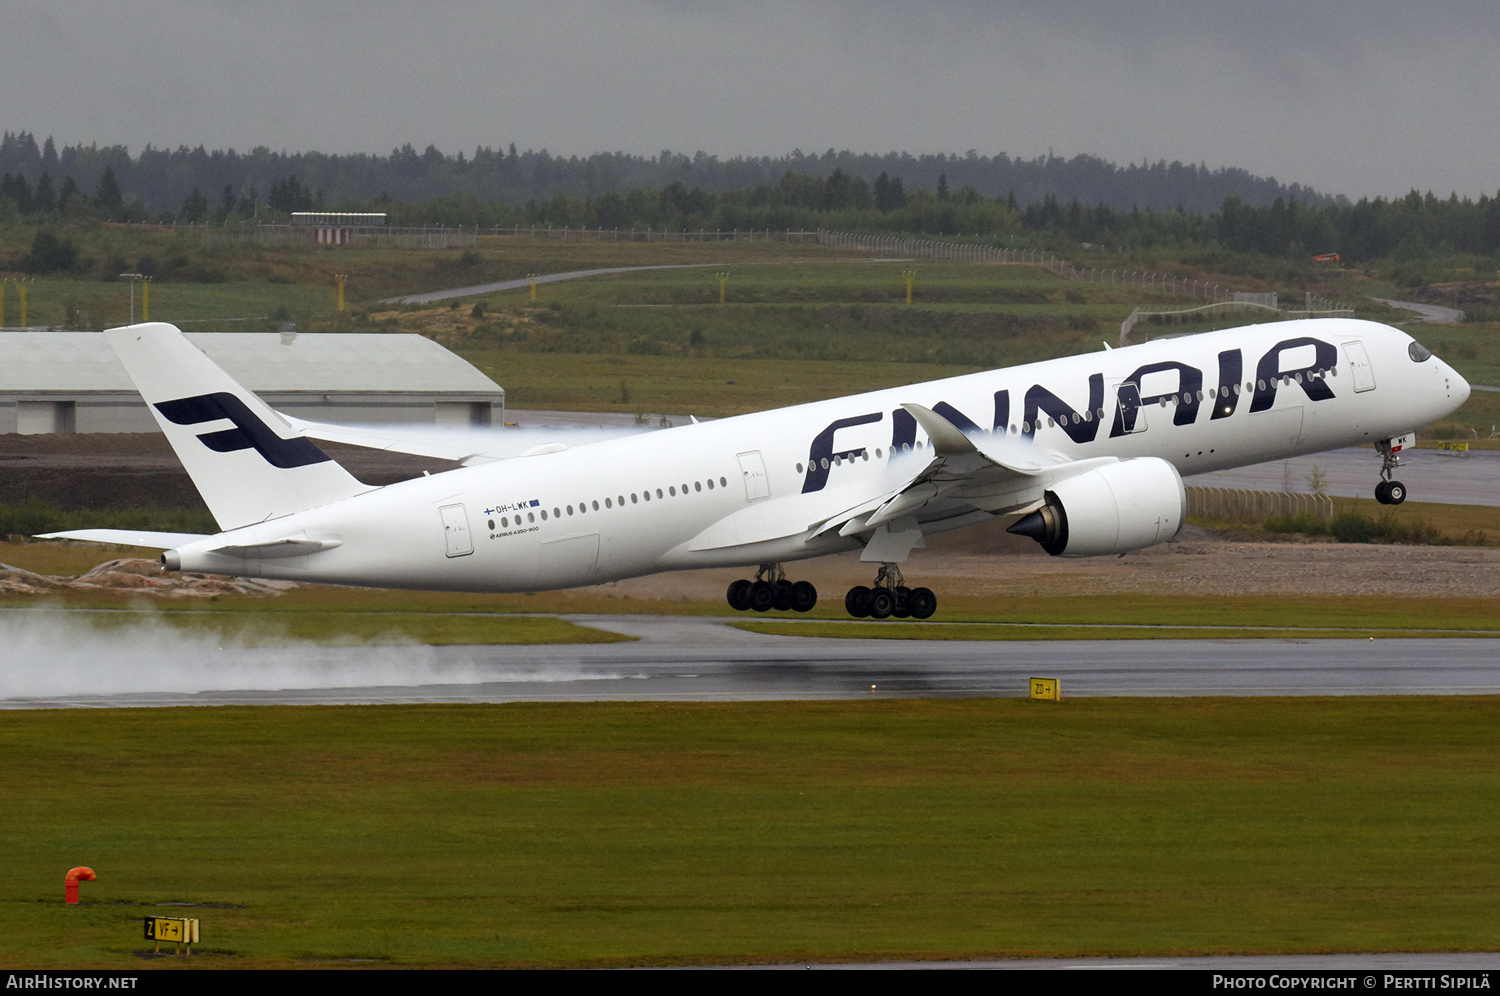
[7,615,1500,709]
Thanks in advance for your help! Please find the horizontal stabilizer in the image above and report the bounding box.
[35,529,211,549]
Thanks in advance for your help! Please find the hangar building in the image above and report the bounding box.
[0,331,505,434]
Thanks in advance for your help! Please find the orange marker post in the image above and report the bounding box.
[64,866,96,904]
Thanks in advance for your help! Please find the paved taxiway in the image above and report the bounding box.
[1192,444,1500,506]
[8,615,1500,709]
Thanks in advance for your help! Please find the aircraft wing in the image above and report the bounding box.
[686,403,1116,557]
[807,403,1115,539]
[279,414,507,466]
[280,414,646,467]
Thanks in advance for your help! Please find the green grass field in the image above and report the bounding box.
[471,352,987,417]
[3,698,1499,967]
[10,225,1496,429]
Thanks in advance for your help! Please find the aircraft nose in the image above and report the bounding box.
[1450,363,1472,406]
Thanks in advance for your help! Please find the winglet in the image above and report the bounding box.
[900,403,978,456]
[899,402,1045,474]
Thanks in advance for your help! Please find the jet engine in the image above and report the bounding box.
[1007,457,1185,557]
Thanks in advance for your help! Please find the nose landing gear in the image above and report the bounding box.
[844,564,937,620]
[726,564,818,613]
[1374,440,1408,505]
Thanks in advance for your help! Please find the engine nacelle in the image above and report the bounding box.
[1007,457,1185,557]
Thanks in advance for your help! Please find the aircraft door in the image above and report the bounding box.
[1343,341,1377,392]
[1115,383,1146,433]
[737,450,771,501]
[439,503,474,557]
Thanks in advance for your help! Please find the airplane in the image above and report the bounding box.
[40,318,1469,620]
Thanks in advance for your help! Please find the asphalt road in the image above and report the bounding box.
[377,264,724,305]
[8,615,1499,709]
[1373,297,1465,323]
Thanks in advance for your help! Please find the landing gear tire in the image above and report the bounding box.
[1386,480,1407,504]
[726,579,752,611]
[791,581,818,613]
[868,588,895,620]
[845,585,872,618]
[773,579,795,612]
[909,587,937,620]
[749,580,776,612]
[892,585,912,618]
[1375,481,1391,504]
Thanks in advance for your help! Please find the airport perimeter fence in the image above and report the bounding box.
[199,225,477,249]
[480,226,823,243]
[1185,487,1334,525]
[818,230,1354,315]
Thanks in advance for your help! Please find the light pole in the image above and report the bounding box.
[527,273,538,302]
[716,271,729,304]
[119,273,145,323]
[901,270,917,305]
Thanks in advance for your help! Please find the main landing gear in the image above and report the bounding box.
[1374,441,1408,505]
[844,563,937,620]
[726,564,818,613]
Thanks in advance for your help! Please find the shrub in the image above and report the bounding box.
[1263,511,1325,535]
[1329,512,1379,543]
[0,500,217,538]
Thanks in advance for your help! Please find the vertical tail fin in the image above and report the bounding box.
[107,323,370,530]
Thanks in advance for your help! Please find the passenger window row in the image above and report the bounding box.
[488,476,730,530]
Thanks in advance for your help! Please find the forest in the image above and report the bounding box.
[0,129,1330,217]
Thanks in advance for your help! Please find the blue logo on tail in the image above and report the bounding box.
[155,393,332,469]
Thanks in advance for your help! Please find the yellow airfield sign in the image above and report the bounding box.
[1030,677,1061,701]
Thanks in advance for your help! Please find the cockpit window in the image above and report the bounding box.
[1409,341,1433,362]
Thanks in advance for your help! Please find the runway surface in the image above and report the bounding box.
[7,615,1499,709]
[1191,444,1500,505]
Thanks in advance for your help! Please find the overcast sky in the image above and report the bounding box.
[6,1,1496,199]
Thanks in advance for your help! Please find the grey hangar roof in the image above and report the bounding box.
[0,331,504,434]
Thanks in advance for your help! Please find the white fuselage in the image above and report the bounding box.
[171,319,1469,591]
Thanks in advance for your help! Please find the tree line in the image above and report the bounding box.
[0,130,1333,218]
[5,138,1499,267]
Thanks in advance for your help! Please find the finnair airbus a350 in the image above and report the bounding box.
[44,319,1467,619]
